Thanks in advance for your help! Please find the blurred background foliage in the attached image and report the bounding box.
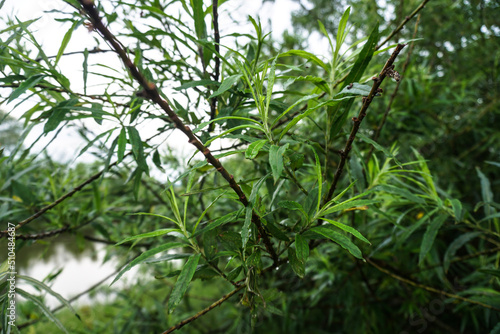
[0,0,499,333]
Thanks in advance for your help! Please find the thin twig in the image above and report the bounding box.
[365,14,421,164]
[161,284,245,334]
[330,0,430,90]
[0,155,128,236]
[77,0,278,264]
[324,44,406,203]
[376,0,430,50]
[367,258,500,312]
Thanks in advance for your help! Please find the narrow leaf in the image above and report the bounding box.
[8,74,45,103]
[288,247,305,278]
[112,242,185,285]
[311,226,364,260]
[168,253,202,313]
[269,144,289,184]
[443,232,481,273]
[17,288,69,334]
[323,218,370,244]
[295,234,309,262]
[419,214,447,265]
[55,21,78,65]
[209,74,242,98]
[245,139,267,159]
[115,228,181,246]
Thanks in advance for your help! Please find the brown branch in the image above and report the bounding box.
[208,0,221,132]
[324,44,406,203]
[365,15,420,164]
[367,258,500,312]
[376,0,430,50]
[328,0,430,90]
[161,284,245,334]
[77,0,278,264]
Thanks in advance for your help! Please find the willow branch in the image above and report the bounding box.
[376,0,430,50]
[77,0,278,264]
[365,15,420,164]
[161,284,245,334]
[0,154,128,236]
[324,44,406,202]
[367,258,500,312]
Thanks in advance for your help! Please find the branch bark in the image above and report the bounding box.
[161,284,245,334]
[76,0,278,264]
[324,44,406,203]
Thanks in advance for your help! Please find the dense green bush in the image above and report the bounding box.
[0,0,498,333]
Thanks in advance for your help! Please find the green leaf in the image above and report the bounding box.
[295,234,309,262]
[419,214,447,265]
[265,220,289,241]
[83,48,89,94]
[412,148,438,199]
[175,79,218,90]
[334,7,351,63]
[476,167,494,217]
[18,275,79,318]
[269,144,289,184]
[242,205,253,249]
[279,99,346,141]
[192,211,239,238]
[288,247,305,278]
[278,200,307,218]
[397,208,438,247]
[443,232,481,273]
[271,93,321,127]
[168,253,201,313]
[44,99,78,133]
[479,269,500,278]
[16,289,67,333]
[117,127,126,163]
[152,149,164,172]
[329,23,378,138]
[127,126,149,175]
[191,0,207,40]
[55,21,78,66]
[311,226,364,260]
[264,56,278,122]
[375,184,425,204]
[279,50,330,73]
[245,139,267,159]
[319,199,379,216]
[8,74,45,103]
[115,228,181,245]
[318,20,334,55]
[312,147,322,214]
[450,198,463,222]
[112,242,185,285]
[209,74,242,98]
[323,218,370,244]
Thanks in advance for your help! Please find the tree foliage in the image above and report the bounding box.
[0,0,499,333]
